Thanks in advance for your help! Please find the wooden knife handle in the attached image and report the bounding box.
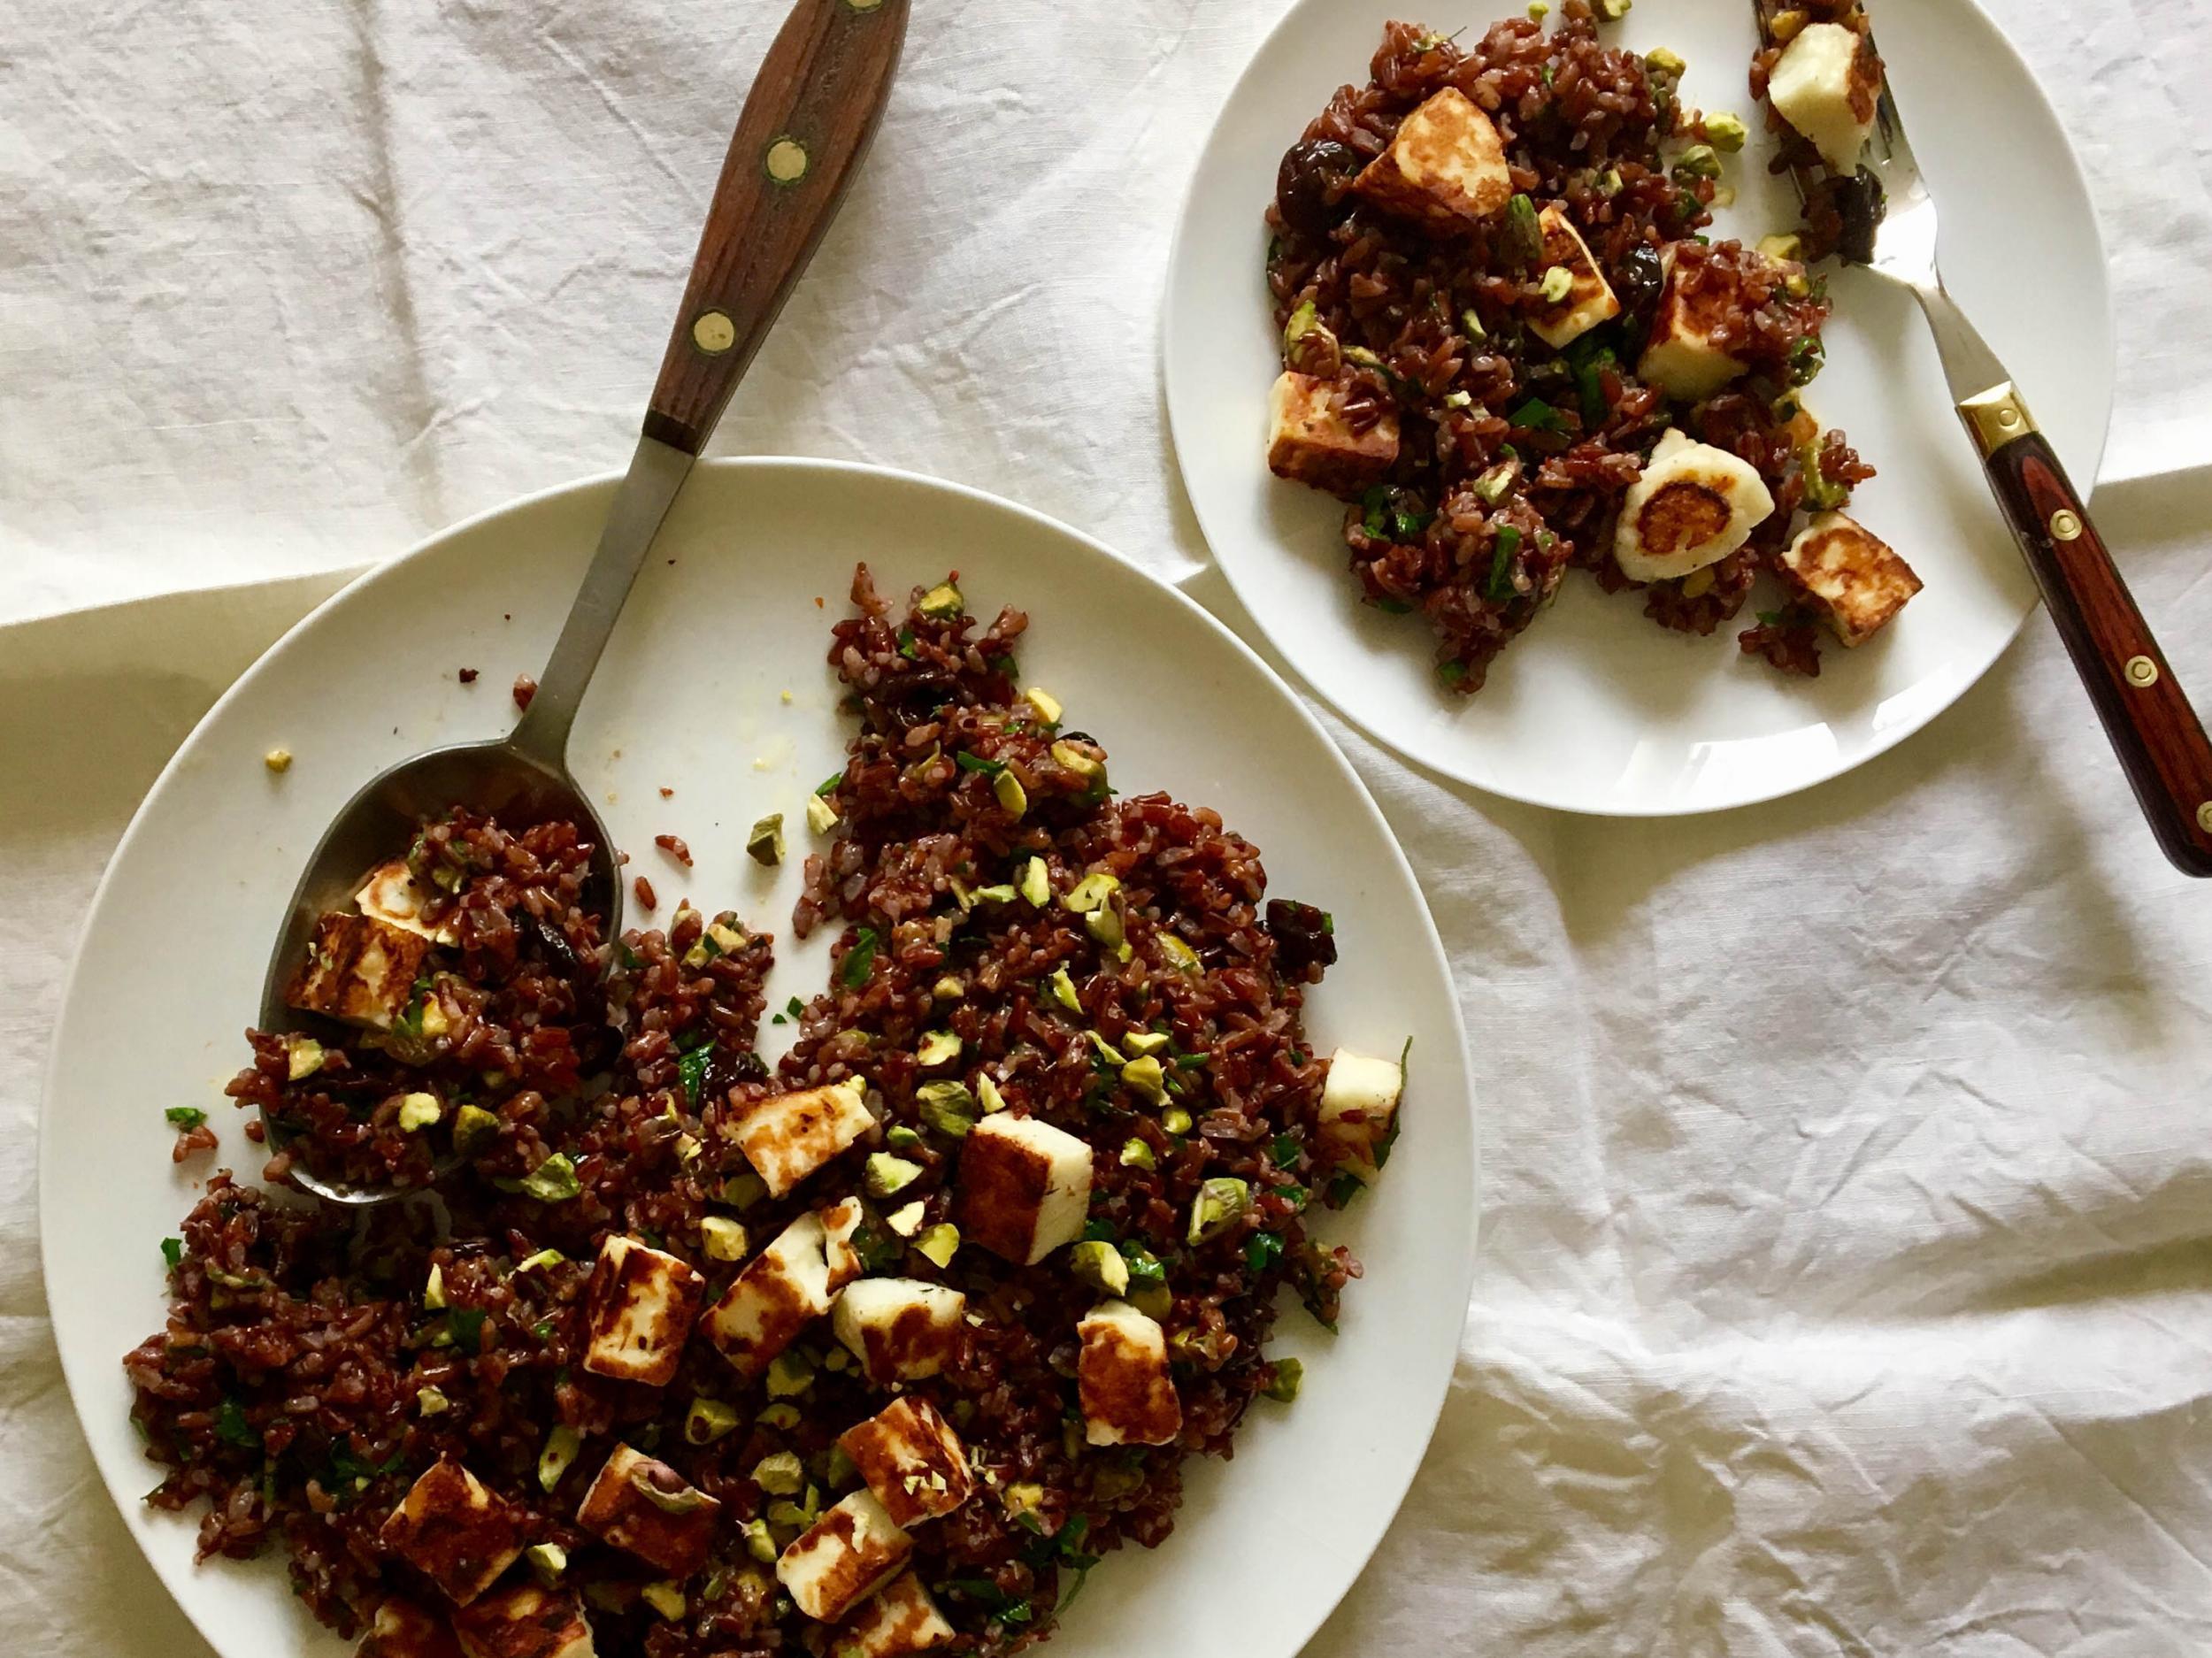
[642,0,909,455]
[1966,391,2212,876]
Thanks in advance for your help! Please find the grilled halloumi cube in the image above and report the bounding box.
[1781,510,1923,646]
[1077,1300,1182,1447]
[1526,204,1620,351]
[777,1490,915,1623]
[702,1204,863,1378]
[573,1443,720,1578]
[1317,1047,1404,1184]
[378,1460,524,1608]
[725,1078,874,1198]
[1353,87,1512,229]
[1266,372,1400,496]
[1635,247,1793,403]
[832,1278,967,1385]
[449,1584,597,1658]
[287,911,436,1031]
[821,1195,865,1286]
[358,859,457,945]
[956,1112,1094,1266]
[1613,429,1778,583]
[838,1397,975,1528]
[835,1573,956,1657]
[1768,21,1880,174]
[581,1236,704,1388]
[357,1600,463,1658]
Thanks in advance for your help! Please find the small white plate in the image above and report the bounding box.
[40,460,1477,1658]
[1164,0,2112,816]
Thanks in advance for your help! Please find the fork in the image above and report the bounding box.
[1767,10,2212,878]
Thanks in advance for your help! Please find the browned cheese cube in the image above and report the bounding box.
[838,1396,976,1528]
[1525,203,1620,351]
[723,1078,874,1198]
[1265,372,1399,496]
[378,1460,525,1608]
[1781,510,1923,646]
[1351,87,1512,228]
[573,1442,721,1579]
[286,911,435,1030]
[580,1235,704,1388]
[776,1491,914,1624]
[1077,1300,1183,1447]
[834,1572,956,1656]
[357,1600,463,1658]
[449,1584,597,1658]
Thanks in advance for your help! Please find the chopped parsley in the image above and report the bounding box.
[160,1237,183,1270]
[1487,525,1524,601]
[212,1398,260,1449]
[841,927,879,988]
[677,1046,711,1109]
[1507,397,1566,434]
[954,751,1005,776]
[164,1106,207,1131]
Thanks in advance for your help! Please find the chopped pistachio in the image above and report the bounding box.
[1538,265,1575,304]
[746,813,786,866]
[686,1397,741,1445]
[1122,1031,1171,1058]
[1121,1055,1168,1104]
[674,1132,703,1166]
[1156,933,1202,975]
[1711,183,1738,210]
[1474,462,1518,506]
[741,1518,779,1564]
[765,1349,814,1399]
[538,1424,582,1492]
[972,882,1018,903]
[752,1451,807,1495]
[917,1030,962,1068]
[1705,111,1749,152]
[1188,1177,1251,1245]
[822,1346,850,1373]
[1049,741,1108,793]
[765,1496,818,1531]
[397,1091,442,1132]
[887,1124,925,1150]
[722,1171,768,1210]
[976,1074,1009,1115]
[1671,143,1722,182]
[1646,45,1685,75]
[1023,687,1064,725]
[424,1263,448,1310]
[701,1217,749,1262]
[1757,232,1805,263]
[1264,1357,1305,1402]
[1129,1282,1173,1320]
[1002,1482,1046,1522]
[886,1200,927,1237]
[1162,1105,1194,1136]
[805,792,840,835]
[284,1034,325,1081]
[1047,966,1082,1013]
[993,770,1029,817]
[1596,167,1624,197]
[756,1402,803,1431]
[1282,297,1322,357]
[641,1582,686,1622]
[1085,906,1125,950]
[513,1247,565,1275]
[417,1386,450,1417]
[526,1542,568,1586]
[916,1224,961,1269]
[917,1080,979,1138]
[1770,5,1809,41]
[1086,1031,1125,1066]
[918,580,964,618]
[1443,389,1474,410]
[1071,1240,1131,1296]
[1120,1137,1156,1170]
[520,1154,580,1202]
[1597,0,1631,16]
[865,1152,924,1199]
[263,748,293,773]
[453,1103,501,1155]
[1062,872,1120,914]
[1020,856,1052,907]
[932,975,964,1002]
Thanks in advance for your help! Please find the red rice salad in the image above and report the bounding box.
[127,568,1407,1658]
[1264,4,1921,690]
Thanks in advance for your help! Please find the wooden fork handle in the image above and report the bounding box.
[1961,385,2212,877]
[642,0,909,455]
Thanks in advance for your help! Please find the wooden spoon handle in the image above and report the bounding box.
[642,0,910,455]
[1963,388,2212,876]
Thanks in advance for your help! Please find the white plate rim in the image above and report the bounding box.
[38,455,1480,1658]
[1161,0,2115,818]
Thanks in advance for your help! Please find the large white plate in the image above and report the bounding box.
[1164,0,2112,815]
[40,460,1477,1658]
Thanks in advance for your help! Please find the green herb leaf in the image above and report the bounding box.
[161,1237,183,1270]
[1756,610,1785,627]
[1361,486,1389,539]
[954,752,1006,776]
[1118,1243,1167,1290]
[841,927,879,988]
[1487,525,1524,602]
[445,1308,488,1350]
[1271,1133,1300,1166]
[1245,1231,1286,1273]
[1507,397,1565,434]
[1082,1218,1119,1244]
[896,627,918,659]
[165,1106,208,1131]
[213,1398,260,1450]
[1373,598,1414,615]
[815,772,842,797]
[678,1047,710,1109]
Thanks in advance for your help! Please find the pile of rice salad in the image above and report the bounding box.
[127,567,1406,1658]
[1266,4,1918,690]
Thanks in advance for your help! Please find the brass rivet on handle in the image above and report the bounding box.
[2125,656,2160,688]
[691,310,736,356]
[764,137,810,184]
[1996,407,2020,432]
[845,0,885,10]
[2199,802,2212,835]
[2050,510,2083,542]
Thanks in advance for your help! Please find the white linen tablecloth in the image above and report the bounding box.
[5,3,2212,1654]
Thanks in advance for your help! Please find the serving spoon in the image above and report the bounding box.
[257,0,910,1204]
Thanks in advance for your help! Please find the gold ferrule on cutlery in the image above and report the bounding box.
[1956,381,2039,458]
